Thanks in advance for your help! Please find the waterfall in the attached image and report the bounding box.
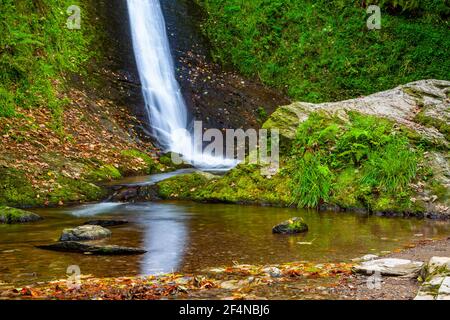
[127,0,237,169]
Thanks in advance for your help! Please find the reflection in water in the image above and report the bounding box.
[1,201,450,286]
[130,204,189,275]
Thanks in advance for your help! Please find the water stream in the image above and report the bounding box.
[127,0,237,169]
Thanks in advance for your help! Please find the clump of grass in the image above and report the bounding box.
[361,137,418,193]
[289,111,420,210]
[290,153,333,208]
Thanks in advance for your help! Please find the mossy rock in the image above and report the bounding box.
[59,225,112,242]
[0,206,42,224]
[272,217,308,235]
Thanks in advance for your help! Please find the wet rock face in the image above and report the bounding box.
[59,225,112,242]
[272,217,308,234]
[0,206,42,224]
[160,0,290,131]
[90,0,288,149]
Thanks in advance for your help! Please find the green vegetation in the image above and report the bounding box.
[120,149,160,174]
[0,167,41,207]
[289,112,420,211]
[290,153,333,208]
[158,111,434,214]
[86,164,122,182]
[158,172,212,200]
[197,0,449,102]
[0,0,95,126]
[0,165,107,208]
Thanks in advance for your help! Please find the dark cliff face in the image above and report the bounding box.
[90,0,148,130]
[91,0,289,136]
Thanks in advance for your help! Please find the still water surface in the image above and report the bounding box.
[1,201,449,286]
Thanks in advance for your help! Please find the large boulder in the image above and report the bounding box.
[415,257,450,300]
[263,79,450,146]
[263,79,450,217]
[353,258,424,277]
[37,241,146,255]
[0,206,42,224]
[59,225,111,242]
[272,217,308,234]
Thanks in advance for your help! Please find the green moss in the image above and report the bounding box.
[0,168,41,207]
[331,168,364,209]
[86,164,122,182]
[157,165,292,206]
[0,166,107,208]
[0,206,42,224]
[158,173,211,200]
[120,149,160,174]
[47,176,107,204]
[414,111,450,141]
[287,218,308,232]
[199,164,292,205]
[429,180,449,201]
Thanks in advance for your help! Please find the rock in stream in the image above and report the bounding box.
[272,217,308,234]
[84,220,128,227]
[59,225,112,242]
[36,241,147,256]
[0,206,42,224]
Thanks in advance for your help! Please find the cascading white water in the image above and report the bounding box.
[127,0,237,169]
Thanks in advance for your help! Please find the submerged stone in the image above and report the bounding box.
[0,206,42,224]
[353,258,424,277]
[59,225,112,242]
[36,241,146,255]
[84,220,128,227]
[272,217,308,234]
